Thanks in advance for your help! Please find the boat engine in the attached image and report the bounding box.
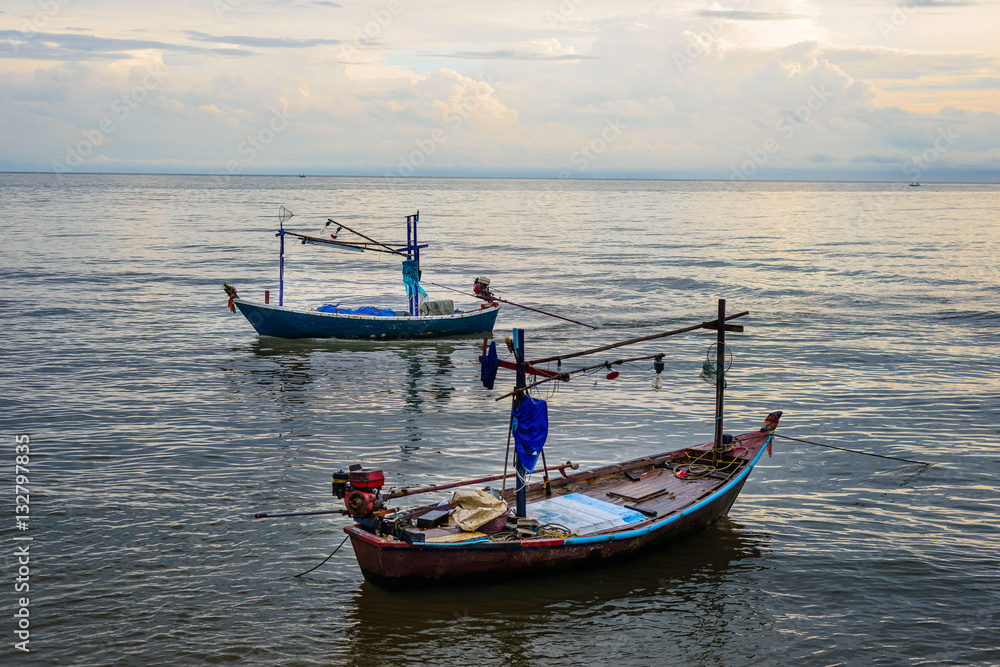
[473,276,493,300]
[332,464,386,519]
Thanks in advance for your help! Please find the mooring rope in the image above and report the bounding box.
[293,534,350,578]
[773,433,931,466]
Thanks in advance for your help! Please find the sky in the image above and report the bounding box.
[1,0,999,181]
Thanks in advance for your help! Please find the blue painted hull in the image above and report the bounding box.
[232,299,500,339]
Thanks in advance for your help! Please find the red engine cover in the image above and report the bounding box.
[346,490,376,517]
[348,468,385,490]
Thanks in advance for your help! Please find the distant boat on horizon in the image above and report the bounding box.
[910,182,920,186]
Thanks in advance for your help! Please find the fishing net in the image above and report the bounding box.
[699,343,732,387]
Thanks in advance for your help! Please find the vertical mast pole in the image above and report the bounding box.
[406,214,414,316]
[713,298,726,460]
[512,328,528,518]
[277,223,285,307]
[413,210,420,268]
[412,211,420,316]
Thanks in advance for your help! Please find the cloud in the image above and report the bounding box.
[916,0,982,6]
[270,0,342,6]
[853,153,904,164]
[695,10,810,21]
[0,30,249,60]
[428,39,595,61]
[1,1,999,179]
[430,49,594,61]
[182,31,342,49]
[823,44,998,80]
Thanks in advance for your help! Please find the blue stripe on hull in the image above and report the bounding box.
[233,299,500,339]
[402,433,771,552]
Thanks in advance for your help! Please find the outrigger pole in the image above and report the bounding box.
[529,310,747,365]
[428,282,598,330]
[253,461,582,519]
[385,461,579,499]
[255,508,347,519]
[325,219,405,255]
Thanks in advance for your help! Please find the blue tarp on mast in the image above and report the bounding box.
[512,395,548,474]
[401,259,427,300]
[480,341,501,389]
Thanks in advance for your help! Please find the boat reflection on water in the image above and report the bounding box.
[398,343,459,417]
[233,338,464,411]
[227,337,475,452]
[337,518,770,665]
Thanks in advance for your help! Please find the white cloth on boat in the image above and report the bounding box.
[450,489,508,532]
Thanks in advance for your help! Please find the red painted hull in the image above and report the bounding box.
[346,479,748,588]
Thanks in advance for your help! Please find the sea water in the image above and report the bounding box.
[2,173,998,665]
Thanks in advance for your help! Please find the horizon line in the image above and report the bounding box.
[1,170,997,185]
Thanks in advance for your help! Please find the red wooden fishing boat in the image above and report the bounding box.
[322,300,782,588]
[343,417,779,588]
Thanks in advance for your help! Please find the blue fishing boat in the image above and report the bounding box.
[224,209,501,340]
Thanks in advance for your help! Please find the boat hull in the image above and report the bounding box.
[344,428,773,589]
[232,299,500,340]
[347,478,748,588]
